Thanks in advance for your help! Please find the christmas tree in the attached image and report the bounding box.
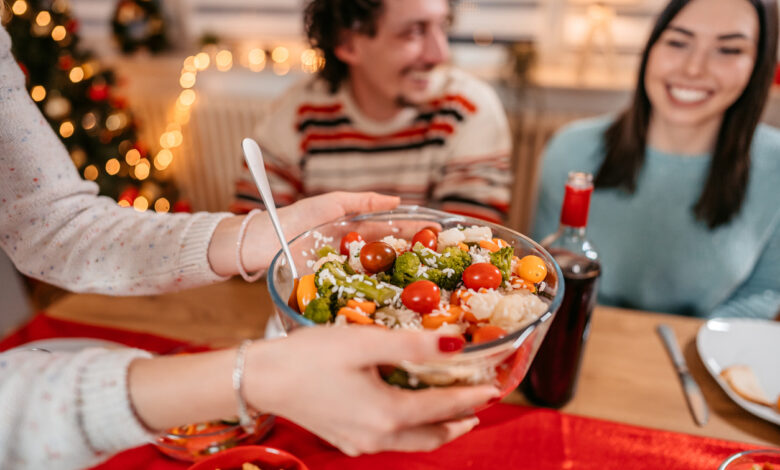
[3,0,179,212]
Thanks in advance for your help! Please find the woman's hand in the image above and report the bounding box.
[244,326,500,456]
[208,192,400,277]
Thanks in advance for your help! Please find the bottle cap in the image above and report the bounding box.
[560,172,593,228]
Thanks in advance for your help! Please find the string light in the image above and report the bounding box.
[273,62,290,76]
[11,0,28,15]
[84,164,98,181]
[81,112,96,130]
[271,46,289,64]
[248,48,266,72]
[133,196,149,212]
[216,50,233,71]
[69,66,84,83]
[118,199,131,208]
[106,112,128,132]
[154,149,173,170]
[154,197,171,213]
[179,71,196,88]
[59,121,74,138]
[35,11,51,27]
[30,85,46,102]
[194,52,210,71]
[105,158,120,175]
[125,148,141,166]
[135,160,151,180]
[177,89,196,107]
[51,25,66,41]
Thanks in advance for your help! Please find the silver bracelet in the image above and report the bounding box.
[232,339,256,434]
[236,209,263,282]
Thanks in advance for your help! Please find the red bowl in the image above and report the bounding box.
[187,445,308,470]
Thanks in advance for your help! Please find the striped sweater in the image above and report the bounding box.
[233,68,512,223]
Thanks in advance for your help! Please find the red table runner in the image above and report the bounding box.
[1,313,768,470]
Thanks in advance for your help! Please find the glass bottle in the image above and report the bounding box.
[522,171,601,408]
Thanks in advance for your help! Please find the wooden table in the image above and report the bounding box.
[46,278,780,447]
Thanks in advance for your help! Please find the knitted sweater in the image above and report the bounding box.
[0,26,230,468]
[233,70,512,223]
[533,116,780,319]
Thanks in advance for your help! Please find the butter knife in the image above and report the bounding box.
[657,324,710,426]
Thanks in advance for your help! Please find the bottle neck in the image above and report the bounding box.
[558,225,587,239]
[560,183,592,228]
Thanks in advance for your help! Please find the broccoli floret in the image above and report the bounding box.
[490,246,514,281]
[391,252,422,287]
[315,261,398,305]
[412,242,440,267]
[418,245,473,291]
[316,245,338,258]
[304,297,333,324]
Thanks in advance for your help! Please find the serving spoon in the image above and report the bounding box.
[241,138,298,280]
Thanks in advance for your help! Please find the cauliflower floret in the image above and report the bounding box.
[489,292,548,332]
[310,252,347,272]
[462,225,493,243]
[375,306,423,330]
[381,235,409,254]
[435,323,466,336]
[437,228,466,249]
[346,240,367,274]
[468,245,493,264]
[465,289,503,321]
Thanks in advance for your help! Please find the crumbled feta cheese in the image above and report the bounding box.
[490,292,548,331]
[437,228,466,248]
[463,225,492,243]
[466,289,503,321]
[381,235,409,254]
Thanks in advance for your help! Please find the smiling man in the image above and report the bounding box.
[233,0,512,223]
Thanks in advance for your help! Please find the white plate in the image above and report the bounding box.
[697,318,780,426]
[3,338,124,354]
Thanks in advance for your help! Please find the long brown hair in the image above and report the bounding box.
[596,0,779,228]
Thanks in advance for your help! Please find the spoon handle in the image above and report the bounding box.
[241,138,298,279]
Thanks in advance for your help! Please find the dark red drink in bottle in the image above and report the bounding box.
[522,172,601,408]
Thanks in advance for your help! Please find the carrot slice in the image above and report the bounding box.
[347,299,376,314]
[457,242,469,252]
[337,307,374,325]
[421,305,463,329]
[478,239,500,252]
[296,274,317,312]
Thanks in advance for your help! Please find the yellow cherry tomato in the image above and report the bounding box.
[518,255,547,283]
[296,274,317,312]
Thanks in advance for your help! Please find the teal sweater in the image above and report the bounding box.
[532,116,780,319]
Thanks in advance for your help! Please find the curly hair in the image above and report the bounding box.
[304,0,385,93]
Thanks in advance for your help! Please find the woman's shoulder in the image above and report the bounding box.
[543,115,614,169]
[751,124,780,172]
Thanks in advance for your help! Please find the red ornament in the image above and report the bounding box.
[774,65,780,85]
[17,62,29,79]
[66,19,79,33]
[173,200,192,213]
[110,96,128,109]
[58,55,74,71]
[88,83,110,101]
[133,142,148,158]
[118,186,139,205]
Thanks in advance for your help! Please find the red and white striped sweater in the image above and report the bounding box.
[233,68,512,223]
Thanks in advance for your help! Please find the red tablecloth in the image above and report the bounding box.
[1,314,768,470]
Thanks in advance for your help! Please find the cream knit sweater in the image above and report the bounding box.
[0,25,232,469]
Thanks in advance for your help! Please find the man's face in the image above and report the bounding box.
[337,0,451,109]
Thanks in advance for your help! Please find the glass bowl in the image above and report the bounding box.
[154,414,275,462]
[718,449,780,469]
[187,445,308,470]
[267,206,564,398]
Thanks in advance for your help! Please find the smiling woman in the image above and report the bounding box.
[532,0,780,320]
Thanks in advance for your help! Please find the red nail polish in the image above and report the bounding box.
[438,336,465,353]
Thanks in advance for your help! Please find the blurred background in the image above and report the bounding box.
[3,0,780,332]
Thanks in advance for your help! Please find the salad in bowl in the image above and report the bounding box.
[267,206,563,396]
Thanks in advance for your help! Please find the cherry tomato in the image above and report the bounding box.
[401,280,441,314]
[472,325,508,344]
[340,231,363,256]
[411,228,437,251]
[360,241,396,274]
[518,255,547,283]
[422,225,441,235]
[462,263,502,290]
